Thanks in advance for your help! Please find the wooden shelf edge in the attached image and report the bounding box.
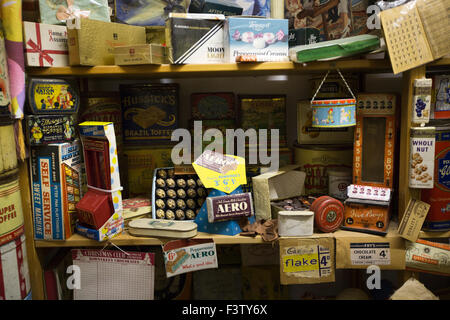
[419,230,450,239]
[25,59,394,77]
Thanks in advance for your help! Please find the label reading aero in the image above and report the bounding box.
[350,243,391,265]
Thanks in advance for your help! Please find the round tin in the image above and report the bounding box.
[0,116,18,174]
[0,234,31,300]
[328,167,352,200]
[312,196,344,232]
[294,143,353,195]
[0,169,24,246]
[311,98,356,128]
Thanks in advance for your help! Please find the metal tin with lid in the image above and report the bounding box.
[0,169,24,246]
[128,218,198,238]
[311,196,344,233]
[0,116,17,174]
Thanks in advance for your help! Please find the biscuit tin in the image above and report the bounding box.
[27,78,80,115]
[206,192,254,223]
[30,140,82,240]
[0,234,31,300]
[297,100,355,145]
[411,78,432,125]
[26,115,75,145]
[129,218,197,238]
[120,83,179,144]
[225,17,289,62]
[278,211,314,237]
[0,170,24,246]
[294,143,353,196]
[191,92,235,120]
[421,126,450,231]
[0,117,18,174]
[409,127,435,189]
[311,98,356,128]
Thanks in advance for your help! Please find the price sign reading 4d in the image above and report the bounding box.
[193,150,246,194]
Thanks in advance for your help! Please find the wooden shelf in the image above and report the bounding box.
[25,59,394,78]
[419,230,450,239]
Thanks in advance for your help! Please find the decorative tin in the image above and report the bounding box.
[0,170,24,246]
[191,92,235,120]
[293,143,353,196]
[421,126,450,231]
[27,78,80,115]
[278,211,314,237]
[0,234,31,300]
[26,115,75,145]
[120,83,179,144]
[311,70,356,128]
[206,192,254,223]
[405,239,450,276]
[311,98,356,128]
[412,78,432,125]
[311,196,344,233]
[409,127,435,189]
[0,116,18,174]
[342,198,390,235]
[123,197,151,227]
[328,167,352,200]
[129,218,197,238]
[30,140,82,240]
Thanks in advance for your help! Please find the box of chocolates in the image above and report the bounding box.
[152,167,209,221]
[206,192,254,223]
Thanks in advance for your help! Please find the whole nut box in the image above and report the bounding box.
[152,167,208,221]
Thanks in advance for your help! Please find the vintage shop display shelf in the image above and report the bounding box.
[25,58,450,78]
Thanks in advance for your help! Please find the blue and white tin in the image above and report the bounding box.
[311,98,356,128]
[225,17,289,62]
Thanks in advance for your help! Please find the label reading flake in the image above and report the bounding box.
[350,243,391,265]
[282,245,332,277]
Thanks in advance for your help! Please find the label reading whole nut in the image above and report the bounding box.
[409,127,435,189]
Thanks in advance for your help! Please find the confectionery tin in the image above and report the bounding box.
[421,126,450,231]
[128,218,197,239]
[328,168,352,200]
[27,78,80,115]
[311,98,356,128]
[25,114,75,145]
[0,234,31,300]
[311,196,344,233]
[0,169,24,246]
[0,116,18,174]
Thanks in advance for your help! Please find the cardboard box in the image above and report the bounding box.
[120,83,179,145]
[124,146,174,197]
[225,17,289,62]
[114,44,168,65]
[115,0,189,26]
[398,199,430,242]
[67,18,146,66]
[30,140,82,240]
[23,21,69,67]
[279,234,335,285]
[145,26,166,45]
[335,221,406,270]
[166,13,225,64]
[405,239,450,276]
[252,164,306,220]
[297,100,355,145]
[75,122,124,241]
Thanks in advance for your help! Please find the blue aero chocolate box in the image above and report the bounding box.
[120,83,179,144]
[225,17,289,62]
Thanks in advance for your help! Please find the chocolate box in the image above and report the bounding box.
[206,192,254,223]
[114,44,168,65]
[26,114,76,145]
[189,0,243,15]
[38,0,110,25]
[67,17,146,66]
[23,21,69,67]
[115,0,188,26]
[120,83,179,145]
[166,13,225,64]
[30,140,82,240]
[27,78,80,115]
[225,17,289,62]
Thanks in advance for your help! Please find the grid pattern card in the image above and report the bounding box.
[72,249,155,300]
[380,2,433,74]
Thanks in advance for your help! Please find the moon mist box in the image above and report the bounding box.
[120,83,179,145]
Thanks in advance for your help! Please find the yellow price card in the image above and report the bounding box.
[192,150,246,194]
[282,253,320,273]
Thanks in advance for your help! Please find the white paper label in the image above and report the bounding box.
[347,184,391,201]
[409,136,435,188]
[350,243,391,265]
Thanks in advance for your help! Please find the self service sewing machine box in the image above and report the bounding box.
[30,140,82,240]
[224,17,289,62]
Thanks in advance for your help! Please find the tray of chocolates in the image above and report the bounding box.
[152,167,208,221]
